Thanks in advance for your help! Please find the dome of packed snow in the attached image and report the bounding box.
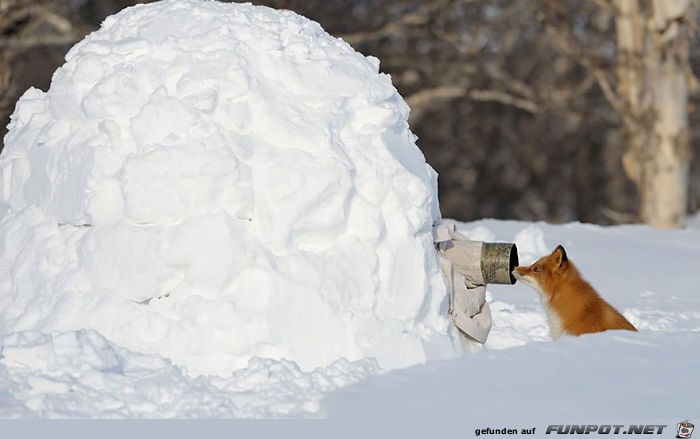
[0,0,460,375]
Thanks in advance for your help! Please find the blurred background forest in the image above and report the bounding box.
[2,0,699,227]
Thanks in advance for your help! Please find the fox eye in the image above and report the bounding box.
[532,266,541,272]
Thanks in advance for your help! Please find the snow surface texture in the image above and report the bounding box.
[0,0,457,377]
[0,220,698,418]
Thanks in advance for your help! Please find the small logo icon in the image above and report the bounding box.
[677,420,694,438]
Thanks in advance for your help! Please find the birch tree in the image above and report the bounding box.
[614,0,695,228]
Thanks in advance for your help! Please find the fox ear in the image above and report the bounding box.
[553,245,568,268]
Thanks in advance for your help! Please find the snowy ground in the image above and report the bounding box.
[0,0,697,428]
[1,218,698,422]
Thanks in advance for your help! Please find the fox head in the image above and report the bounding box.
[512,245,569,296]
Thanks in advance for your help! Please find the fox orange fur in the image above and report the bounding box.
[512,245,636,339]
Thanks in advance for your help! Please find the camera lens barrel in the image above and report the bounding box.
[481,242,519,285]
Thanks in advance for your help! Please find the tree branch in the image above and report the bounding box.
[468,89,541,113]
[405,84,541,123]
[0,33,81,49]
[340,0,448,45]
[406,85,466,122]
[536,2,630,119]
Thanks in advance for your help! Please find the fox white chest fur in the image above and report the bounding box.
[519,275,565,339]
[538,293,565,340]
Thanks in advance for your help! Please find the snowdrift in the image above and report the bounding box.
[0,0,460,376]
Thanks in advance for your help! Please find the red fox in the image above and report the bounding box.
[512,245,636,339]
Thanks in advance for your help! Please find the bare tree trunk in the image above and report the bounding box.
[616,0,693,229]
[644,0,693,228]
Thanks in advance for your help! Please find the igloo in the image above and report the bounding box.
[0,0,459,375]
